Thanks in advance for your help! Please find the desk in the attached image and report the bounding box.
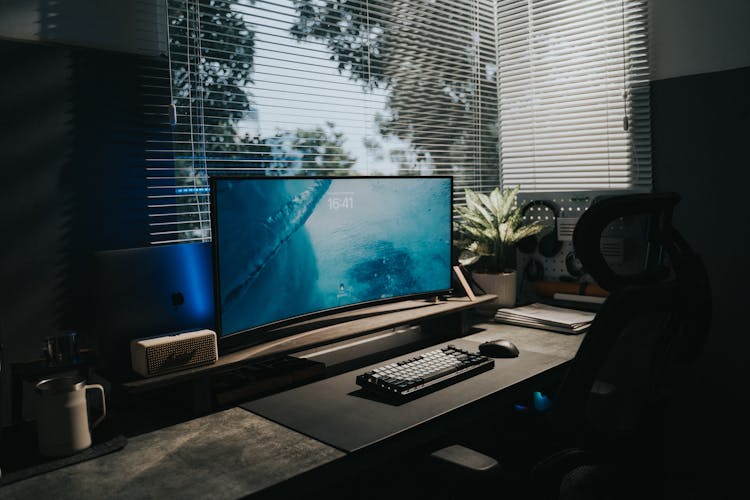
[243,338,566,452]
[0,321,583,499]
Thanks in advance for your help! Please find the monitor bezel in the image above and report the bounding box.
[209,174,455,354]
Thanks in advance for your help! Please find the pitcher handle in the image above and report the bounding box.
[85,384,107,428]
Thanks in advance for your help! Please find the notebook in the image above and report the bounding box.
[494,302,596,335]
[92,242,215,379]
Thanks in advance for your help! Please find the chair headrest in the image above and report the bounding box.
[573,192,683,292]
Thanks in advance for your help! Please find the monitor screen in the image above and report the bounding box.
[210,175,453,346]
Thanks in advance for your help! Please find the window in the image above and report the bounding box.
[495,0,651,192]
[149,0,500,243]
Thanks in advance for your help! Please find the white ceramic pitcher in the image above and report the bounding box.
[34,376,106,457]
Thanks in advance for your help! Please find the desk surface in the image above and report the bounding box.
[0,407,344,500]
[243,337,567,452]
[1,321,584,499]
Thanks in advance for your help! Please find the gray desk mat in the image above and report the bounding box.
[242,338,568,452]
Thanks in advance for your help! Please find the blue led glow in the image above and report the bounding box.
[172,243,214,321]
[533,391,552,411]
[176,187,210,195]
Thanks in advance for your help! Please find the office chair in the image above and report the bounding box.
[429,192,712,499]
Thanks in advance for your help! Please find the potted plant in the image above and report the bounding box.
[453,185,545,308]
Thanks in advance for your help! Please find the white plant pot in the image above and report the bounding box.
[471,271,517,309]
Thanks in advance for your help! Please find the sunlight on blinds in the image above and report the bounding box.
[148,0,499,243]
[496,0,651,192]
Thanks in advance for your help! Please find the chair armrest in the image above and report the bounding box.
[430,444,500,473]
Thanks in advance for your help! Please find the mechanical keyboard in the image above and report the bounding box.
[355,345,495,402]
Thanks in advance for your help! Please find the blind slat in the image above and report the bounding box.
[148,0,650,242]
[150,0,499,242]
[497,0,651,193]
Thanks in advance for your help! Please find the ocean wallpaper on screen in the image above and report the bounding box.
[214,177,452,337]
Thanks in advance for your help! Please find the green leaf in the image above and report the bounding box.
[497,185,520,223]
[478,191,496,219]
[462,224,491,240]
[465,189,495,226]
[512,220,546,243]
[460,212,494,232]
[489,188,503,219]
[473,241,494,256]
[458,249,480,266]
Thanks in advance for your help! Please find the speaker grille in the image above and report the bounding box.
[148,337,211,374]
[131,330,217,377]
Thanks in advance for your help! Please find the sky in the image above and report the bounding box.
[236,0,409,174]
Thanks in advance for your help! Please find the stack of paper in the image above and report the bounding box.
[494,302,596,334]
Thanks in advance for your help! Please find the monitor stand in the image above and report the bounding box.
[121,295,498,394]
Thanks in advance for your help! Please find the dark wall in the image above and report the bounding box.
[0,40,73,379]
[0,38,169,423]
[652,65,750,370]
[651,65,750,495]
[64,45,169,328]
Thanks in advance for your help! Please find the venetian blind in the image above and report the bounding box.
[496,0,651,192]
[149,0,500,243]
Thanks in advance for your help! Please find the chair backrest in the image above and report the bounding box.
[547,193,711,442]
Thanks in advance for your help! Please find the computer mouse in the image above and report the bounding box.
[478,339,519,358]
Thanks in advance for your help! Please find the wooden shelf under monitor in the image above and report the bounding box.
[121,294,497,393]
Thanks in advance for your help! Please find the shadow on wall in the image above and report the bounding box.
[0,40,74,385]
[0,0,170,424]
[0,0,162,55]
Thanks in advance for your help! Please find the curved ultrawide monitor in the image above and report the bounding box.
[210,175,453,349]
